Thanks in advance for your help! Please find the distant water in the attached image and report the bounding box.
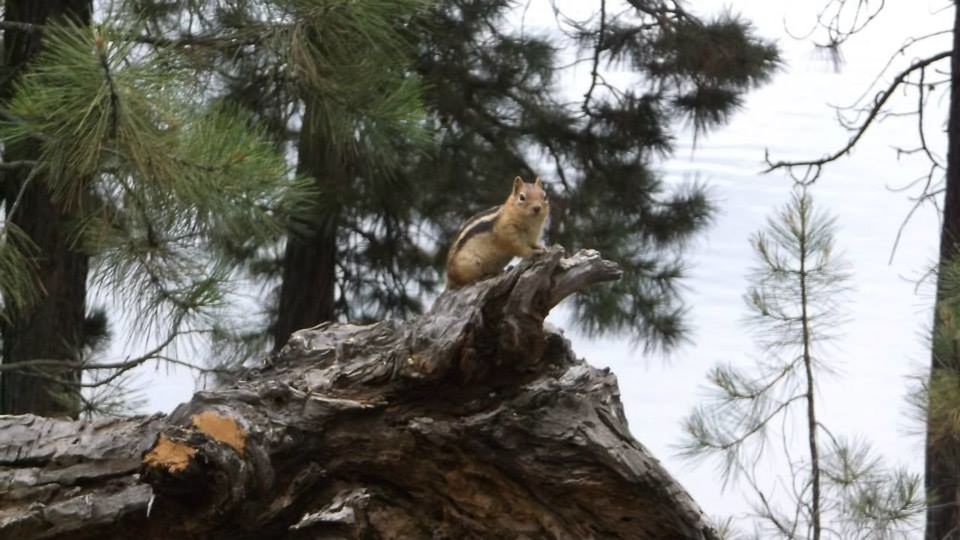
[549,1,947,529]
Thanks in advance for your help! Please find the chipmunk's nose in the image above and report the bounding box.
[532,204,542,214]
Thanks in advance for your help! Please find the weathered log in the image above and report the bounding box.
[0,247,718,540]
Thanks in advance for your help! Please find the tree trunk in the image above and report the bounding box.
[0,0,92,417]
[927,4,960,539]
[273,98,343,350]
[0,248,719,540]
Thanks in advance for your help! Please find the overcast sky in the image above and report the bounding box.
[129,0,953,533]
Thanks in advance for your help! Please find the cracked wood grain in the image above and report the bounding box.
[0,248,717,540]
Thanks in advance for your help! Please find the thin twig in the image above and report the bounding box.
[5,165,43,221]
[94,35,121,139]
[581,0,606,120]
[888,165,942,264]
[0,160,38,172]
[0,20,45,34]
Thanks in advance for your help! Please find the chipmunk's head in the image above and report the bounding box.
[509,176,549,217]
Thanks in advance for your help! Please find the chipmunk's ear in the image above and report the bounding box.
[534,176,543,188]
[512,176,524,193]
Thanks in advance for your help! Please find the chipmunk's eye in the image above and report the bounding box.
[518,193,526,202]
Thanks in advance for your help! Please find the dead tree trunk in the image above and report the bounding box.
[0,248,719,540]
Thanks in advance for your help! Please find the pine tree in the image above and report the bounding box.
[760,2,959,535]
[0,11,317,415]
[334,0,781,350]
[408,1,781,349]
[113,0,431,354]
[681,187,922,539]
[1,0,782,414]
[138,1,781,352]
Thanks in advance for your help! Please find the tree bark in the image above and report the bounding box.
[0,0,92,417]
[0,248,719,540]
[927,4,960,539]
[273,97,343,350]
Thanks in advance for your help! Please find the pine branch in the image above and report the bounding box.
[696,394,805,453]
[5,166,42,222]
[94,39,120,138]
[0,20,45,34]
[0,321,226,392]
[0,19,265,48]
[131,32,266,48]
[680,189,872,534]
[0,159,38,171]
[742,464,795,536]
[624,0,689,28]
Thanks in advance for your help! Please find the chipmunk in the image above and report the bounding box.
[446,176,549,289]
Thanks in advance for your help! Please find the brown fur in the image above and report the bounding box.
[446,176,549,289]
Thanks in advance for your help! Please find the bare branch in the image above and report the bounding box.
[914,65,943,170]
[0,20,265,49]
[763,51,952,182]
[842,28,953,110]
[789,0,887,59]
[581,0,606,120]
[888,166,943,264]
[0,315,222,393]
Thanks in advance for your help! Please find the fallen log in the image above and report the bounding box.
[0,247,718,540]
